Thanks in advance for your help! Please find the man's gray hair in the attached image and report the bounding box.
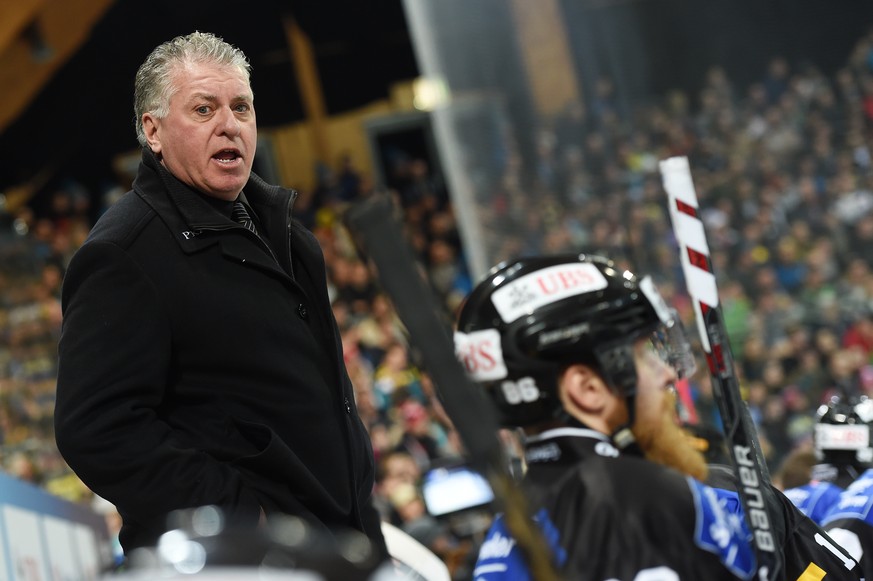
[133,31,252,148]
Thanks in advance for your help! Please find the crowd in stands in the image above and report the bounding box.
[1,28,873,578]
[469,30,873,474]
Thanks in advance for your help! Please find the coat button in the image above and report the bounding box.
[297,304,308,320]
[344,397,352,414]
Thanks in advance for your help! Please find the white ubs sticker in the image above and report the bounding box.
[491,262,608,323]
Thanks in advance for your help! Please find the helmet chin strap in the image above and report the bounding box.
[612,400,647,454]
[612,425,637,450]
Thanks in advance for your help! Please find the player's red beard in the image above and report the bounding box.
[633,390,709,481]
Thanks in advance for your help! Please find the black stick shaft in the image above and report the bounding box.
[345,196,560,581]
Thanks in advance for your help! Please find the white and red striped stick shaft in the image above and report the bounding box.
[661,156,782,581]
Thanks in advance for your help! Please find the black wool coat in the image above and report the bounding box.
[55,150,385,555]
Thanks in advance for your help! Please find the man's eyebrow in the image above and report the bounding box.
[189,93,218,102]
[188,93,252,102]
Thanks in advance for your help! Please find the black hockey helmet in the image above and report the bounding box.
[455,253,695,430]
[814,395,873,468]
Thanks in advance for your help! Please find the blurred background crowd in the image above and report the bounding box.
[3,15,873,580]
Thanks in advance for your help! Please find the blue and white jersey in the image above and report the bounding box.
[822,470,873,526]
[783,481,845,525]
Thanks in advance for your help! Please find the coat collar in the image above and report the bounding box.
[132,148,298,261]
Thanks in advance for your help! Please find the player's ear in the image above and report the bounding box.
[560,364,627,433]
[560,364,611,415]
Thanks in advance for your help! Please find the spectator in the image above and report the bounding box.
[373,450,421,526]
[374,341,425,411]
[395,399,443,471]
[842,311,873,363]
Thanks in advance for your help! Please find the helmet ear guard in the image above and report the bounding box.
[594,342,638,399]
[455,253,693,431]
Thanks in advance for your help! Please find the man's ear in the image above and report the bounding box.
[142,114,162,155]
[559,364,621,432]
[560,364,608,414]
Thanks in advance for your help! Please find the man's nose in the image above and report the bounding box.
[217,107,241,136]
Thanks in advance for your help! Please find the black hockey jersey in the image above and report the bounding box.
[473,428,756,580]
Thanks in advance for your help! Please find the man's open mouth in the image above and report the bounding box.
[213,149,241,164]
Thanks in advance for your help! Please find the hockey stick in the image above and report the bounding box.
[660,156,783,581]
[345,196,561,581]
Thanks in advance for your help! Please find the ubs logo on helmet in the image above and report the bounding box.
[491,262,608,323]
[454,329,508,382]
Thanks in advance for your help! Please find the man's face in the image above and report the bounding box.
[143,61,256,201]
[631,337,709,481]
[379,455,420,496]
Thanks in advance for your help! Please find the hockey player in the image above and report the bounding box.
[818,397,873,578]
[780,456,843,526]
[810,397,872,489]
[822,467,873,578]
[456,254,754,580]
[455,253,862,581]
[782,397,872,524]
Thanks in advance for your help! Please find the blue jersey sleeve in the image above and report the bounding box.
[687,478,757,580]
[473,509,566,580]
[474,514,529,581]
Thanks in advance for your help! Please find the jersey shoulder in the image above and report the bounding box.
[822,471,873,526]
[784,481,844,524]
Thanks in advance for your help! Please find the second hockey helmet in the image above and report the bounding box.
[814,396,873,468]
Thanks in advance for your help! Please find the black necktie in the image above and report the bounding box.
[232,200,258,235]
